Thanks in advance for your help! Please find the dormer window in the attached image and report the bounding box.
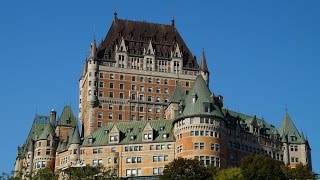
[88,138,93,144]
[159,126,165,131]
[130,135,135,141]
[162,134,168,139]
[110,135,119,142]
[204,103,210,113]
[143,133,152,140]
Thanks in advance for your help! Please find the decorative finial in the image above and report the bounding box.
[172,16,175,27]
[285,104,288,113]
[114,0,118,20]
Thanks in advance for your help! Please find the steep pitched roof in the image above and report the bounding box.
[69,126,81,145]
[279,112,304,144]
[81,120,174,147]
[97,18,199,70]
[180,75,224,119]
[169,81,186,104]
[57,105,77,127]
[20,115,50,157]
[200,49,209,73]
[38,122,55,140]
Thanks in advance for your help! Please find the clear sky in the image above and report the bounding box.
[0,0,319,174]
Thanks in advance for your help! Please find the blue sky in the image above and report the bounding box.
[0,0,319,174]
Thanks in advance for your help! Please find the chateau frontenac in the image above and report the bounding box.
[14,14,312,179]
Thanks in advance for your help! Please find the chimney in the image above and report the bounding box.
[50,109,56,126]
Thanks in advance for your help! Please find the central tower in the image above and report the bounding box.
[79,15,208,137]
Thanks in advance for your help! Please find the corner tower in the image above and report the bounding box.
[279,112,312,169]
[172,75,226,168]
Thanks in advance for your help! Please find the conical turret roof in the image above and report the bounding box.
[279,112,305,144]
[38,122,55,140]
[180,75,224,119]
[69,126,81,145]
[200,49,209,73]
[57,105,77,127]
[169,81,186,104]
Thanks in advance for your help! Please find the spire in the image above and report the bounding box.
[169,81,186,104]
[200,49,209,73]
[146,40,155,55]
[172,16,175,27]
[279,111,303,143]
[114,0,118,20]
[90,37,97,60]
[69,126,81,145]
[57,105,77,127]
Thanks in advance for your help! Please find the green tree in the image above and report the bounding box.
[282,163,315,180]
[65,164,118,180]
[160,157,210,180]
[240,154,285,180]
[216,167,243,180]
[206,165,219,180]
[32,167,58,180]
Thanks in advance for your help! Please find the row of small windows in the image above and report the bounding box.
[35,149,51,156]
[176,117,221,128]
[97,72,191,87]
[190,130,221,138]
[126,156,142,164]
[150,144,172,150]
[34,161,46,169]
[153,155,169,162]
[124,145,143,152]
[194,156,220,167]
[193,142,220,151]
[92,157,119,165]
[228,141,283,161]
[126,168,141,177]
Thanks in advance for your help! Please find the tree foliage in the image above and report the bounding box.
[240,154,286,180]
[64,164,119,180]
[282,163,315,180]
[216,167,243,180]
[32,167,58,180]
[160,157,211,180]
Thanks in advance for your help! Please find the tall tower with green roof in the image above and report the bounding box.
[279,112,312,169]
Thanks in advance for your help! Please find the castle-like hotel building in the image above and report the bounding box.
[14,14,312,179]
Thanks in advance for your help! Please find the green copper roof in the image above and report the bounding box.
[169,81,186,104]
[69,126,81,145]
[38,122,56,140]
[179,75,224,119]
[223,109,279,136]
[279,112,304,144]
[20,115,50,157]
[81,120,174,147]
[57,105,77,127]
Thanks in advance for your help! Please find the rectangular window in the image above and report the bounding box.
[109,82,114,88]
[109,92,114,98]
[118,114,123,120]
[46,149,50,155]
[110,74,114,79]
[132,76,136,81]
[119,92,124,99]
[99,82,104,87]
[97,121,102,128]
[120,75,124,80]
[120,83,124,89]
[119,104,123,110]
[108,113,113,119]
